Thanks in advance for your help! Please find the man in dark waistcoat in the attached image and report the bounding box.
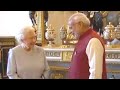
[68,13,107,79]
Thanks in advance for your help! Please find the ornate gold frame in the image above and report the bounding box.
[34,11,46,46]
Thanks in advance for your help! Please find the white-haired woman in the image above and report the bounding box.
[7,26,50,79]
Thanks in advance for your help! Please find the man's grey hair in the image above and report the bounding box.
[68,12,90,26]
[16,26,35,44]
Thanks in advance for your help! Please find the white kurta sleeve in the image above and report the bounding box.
[7,49,21,79]
[86,38,104,79]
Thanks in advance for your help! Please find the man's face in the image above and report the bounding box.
[23,29,37,48]
[68,20,81,39]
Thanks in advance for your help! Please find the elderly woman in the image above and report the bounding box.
[7,26,50,79]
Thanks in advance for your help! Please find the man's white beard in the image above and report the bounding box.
[74,32,80,39]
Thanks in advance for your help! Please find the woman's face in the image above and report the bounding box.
[23,30,37,48]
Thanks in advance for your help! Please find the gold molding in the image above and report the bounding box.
[105,45,120,48]
[36,11,46,46]
[107,69,120,73]
[50,66,69,71]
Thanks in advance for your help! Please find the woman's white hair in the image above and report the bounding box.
[68,12,90,26]
[16,26,35,44]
